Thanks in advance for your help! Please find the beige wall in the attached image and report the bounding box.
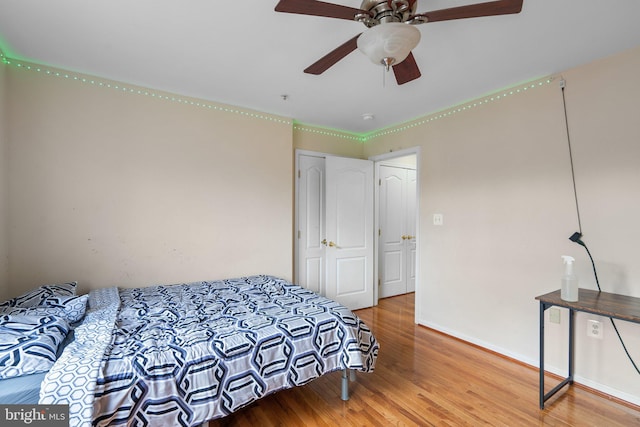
[364,46,640,404]
[0,58,8,299]
[6,64,293,295]
[2,45,639,405]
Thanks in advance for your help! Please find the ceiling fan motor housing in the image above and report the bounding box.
[357,0,418,27]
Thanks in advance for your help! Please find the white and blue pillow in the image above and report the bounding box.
[0,314,71,379]
[1,294,88,324]
[0,282,84,379]
[0,282,77,309]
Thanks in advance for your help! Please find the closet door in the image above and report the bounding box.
[406,169,417,293]
[379,165,416,298]
[297,155,325,295]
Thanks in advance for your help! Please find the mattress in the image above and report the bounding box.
[0,371,47,404]
[39,275,379,427]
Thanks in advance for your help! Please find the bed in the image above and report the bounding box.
[1,275,379,426]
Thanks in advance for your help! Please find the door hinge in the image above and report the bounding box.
[298,170,301,178]
[379,178,381,186]
[378,228,381,236]
[297,230,301,239]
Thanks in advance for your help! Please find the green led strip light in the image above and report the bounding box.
[362,77,555,141]
[292,123,365,143]
[1,54,290,125]
[292,77,554,143]
[1,50,553,141]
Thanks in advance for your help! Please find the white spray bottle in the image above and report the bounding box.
[561,255,579,302]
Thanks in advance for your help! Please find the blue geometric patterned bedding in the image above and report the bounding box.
[40,275,379,426]
[0,282,83,385]
[0,314,70,379]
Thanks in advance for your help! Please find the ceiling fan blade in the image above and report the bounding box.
[304,34,361,75]
[393,52,421,85]
[275,0,371,21]
[411,0,523,23]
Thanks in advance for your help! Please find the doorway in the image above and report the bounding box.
[295,151,375,310]
[378,162,416,297]
[294,148,420,311]
[371,148,420,306]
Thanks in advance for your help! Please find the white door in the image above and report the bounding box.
[324,156,374,310]
[379,165,406,297]
[379,165,416,298]
[406,169,417,293]
[297,155,325,295]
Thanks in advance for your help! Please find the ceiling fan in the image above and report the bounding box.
[275,0,523,85]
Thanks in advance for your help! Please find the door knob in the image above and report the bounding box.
[328,241,336,247]
[321,239,327,246]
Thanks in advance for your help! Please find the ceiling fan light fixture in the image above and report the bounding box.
[357,22,421,68]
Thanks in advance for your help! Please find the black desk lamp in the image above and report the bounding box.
[568,232,599,291]
[569,232,585,247]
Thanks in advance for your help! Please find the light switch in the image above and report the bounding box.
[433,214,443,226]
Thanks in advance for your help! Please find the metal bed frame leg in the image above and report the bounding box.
[341,369,350,401]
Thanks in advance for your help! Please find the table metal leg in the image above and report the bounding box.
[539,301,546,409]
[568,308,575,384]
[541,304,575,409]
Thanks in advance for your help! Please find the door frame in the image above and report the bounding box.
[370,147,421,317]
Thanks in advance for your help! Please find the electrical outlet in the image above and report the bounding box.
[549,308,561,324]
[587,320,603,339]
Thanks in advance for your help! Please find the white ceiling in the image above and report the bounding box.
[1,0,640,134]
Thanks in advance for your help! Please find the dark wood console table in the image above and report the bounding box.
[535,288,640,409]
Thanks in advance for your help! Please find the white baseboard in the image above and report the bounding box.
[416,318,640,407]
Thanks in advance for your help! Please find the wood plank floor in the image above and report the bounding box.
[210,293,640,426]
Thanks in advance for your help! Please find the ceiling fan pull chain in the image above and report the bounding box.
[382,63,386,88]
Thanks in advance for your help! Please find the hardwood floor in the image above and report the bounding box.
[210,293,640,426]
